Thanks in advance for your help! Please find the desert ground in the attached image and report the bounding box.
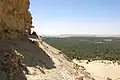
[73,59,120,80]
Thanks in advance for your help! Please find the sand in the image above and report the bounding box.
[73,59,120,80]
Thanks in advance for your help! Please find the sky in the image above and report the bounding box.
[30,0,120,35]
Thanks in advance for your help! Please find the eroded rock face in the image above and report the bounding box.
[0,0,32,39]
[0,49,28,80]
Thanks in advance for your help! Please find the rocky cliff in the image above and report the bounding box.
[0,0,95,80]
[0,0,32,39]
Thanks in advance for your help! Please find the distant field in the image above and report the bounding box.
[44,37,120,60]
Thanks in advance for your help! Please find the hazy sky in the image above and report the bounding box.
[30,0,120,35]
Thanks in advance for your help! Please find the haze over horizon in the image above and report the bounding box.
[30,0,120,35]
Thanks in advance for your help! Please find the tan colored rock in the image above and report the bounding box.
[0,0,32,39]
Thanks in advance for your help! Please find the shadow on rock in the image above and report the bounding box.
[0,39,56,69]
[0,49,27,80]
[0,39,56,80]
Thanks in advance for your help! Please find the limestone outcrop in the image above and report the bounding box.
[0,0,32,39]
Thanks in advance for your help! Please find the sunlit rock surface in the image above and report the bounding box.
[0,0,32,39]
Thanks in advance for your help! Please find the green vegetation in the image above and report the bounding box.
[44,37,120,60]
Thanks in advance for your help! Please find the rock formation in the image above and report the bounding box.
[0,0,95,80]
[0,0,32,39]
[0,49,28,80]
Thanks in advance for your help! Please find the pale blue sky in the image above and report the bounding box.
[30,0,120,35]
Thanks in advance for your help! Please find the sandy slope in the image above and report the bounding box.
[26,39,94,80]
